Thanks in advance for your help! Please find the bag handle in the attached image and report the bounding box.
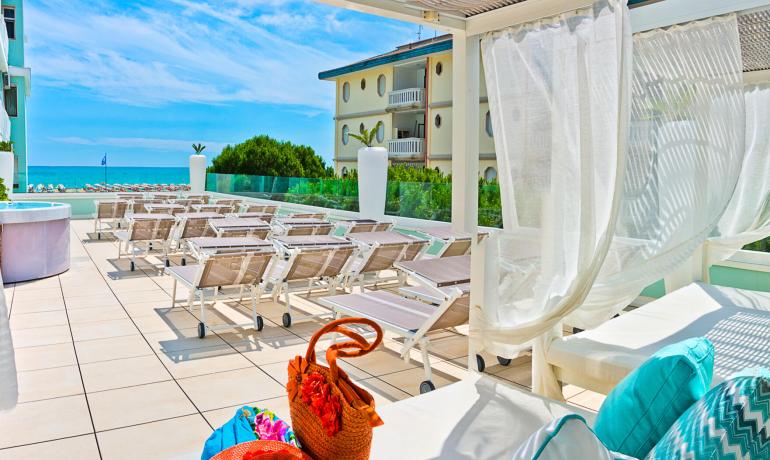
[305,317,383,384]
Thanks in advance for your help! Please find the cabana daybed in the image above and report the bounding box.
[547,282,770,394]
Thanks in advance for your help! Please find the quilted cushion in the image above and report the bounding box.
[647,376,770,459]
[594,337,714,458]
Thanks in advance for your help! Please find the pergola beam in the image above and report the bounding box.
[466,0,592,36]
[315,0,466,32]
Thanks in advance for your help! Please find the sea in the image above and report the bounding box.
[28,166,190,189]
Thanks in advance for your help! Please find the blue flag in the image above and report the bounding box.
[101,154,107,166]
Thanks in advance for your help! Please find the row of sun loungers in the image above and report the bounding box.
[91,194,484,392]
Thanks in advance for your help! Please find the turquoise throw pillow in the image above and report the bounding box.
[594,337,714,459]
[647,376,770,459]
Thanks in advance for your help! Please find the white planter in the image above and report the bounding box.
[357,146,388,220]
[189,154,207,193]
[0,151,13,194]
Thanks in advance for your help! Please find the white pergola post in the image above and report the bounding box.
[451,32,480,233]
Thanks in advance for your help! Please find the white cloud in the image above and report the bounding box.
[25,0,419,109]
[51,136,232,153]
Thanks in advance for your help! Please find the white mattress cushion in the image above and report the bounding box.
[371,375,595,460]
[548,282,770,390]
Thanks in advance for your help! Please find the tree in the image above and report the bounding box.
[208,135,332,178]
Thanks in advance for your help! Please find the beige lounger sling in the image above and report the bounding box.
[115,215,176,271]
[166,250,275,338]
[94,200,128,239]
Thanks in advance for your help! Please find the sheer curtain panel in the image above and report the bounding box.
[706,84,770,265]
[478,0,631,398]
[567,14,746,329]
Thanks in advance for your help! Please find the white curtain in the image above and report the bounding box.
[705,84,770,265]
[565,14,746,329]
[477,0,631,398]
[0,269,17,411]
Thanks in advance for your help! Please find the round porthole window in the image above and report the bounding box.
[377,75,386,97]
[360,78,366,90]
[484,166,497,181]
[485,111,493,137]
[342,125,349,145]
[435,61,443,76]
[434,113,442,128]
[341,166,348,177]
[376,122,384,143]
[342,82,350,102]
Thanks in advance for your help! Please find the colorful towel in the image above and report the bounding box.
[201,406,299,460]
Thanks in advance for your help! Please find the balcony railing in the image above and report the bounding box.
[387,138,424,160]
[0,20,7,73]
[387,88,425,110]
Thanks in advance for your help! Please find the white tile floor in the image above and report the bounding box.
[0,219,604,459]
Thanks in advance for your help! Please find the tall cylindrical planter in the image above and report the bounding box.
[357,146,388,220]
[0,151,13,194]
[189,154,207,193]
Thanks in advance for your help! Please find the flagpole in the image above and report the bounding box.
[103,153,107,185]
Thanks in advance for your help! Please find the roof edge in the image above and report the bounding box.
[318,39,453,80]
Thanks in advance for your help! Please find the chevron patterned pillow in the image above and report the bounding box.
[647,376,770,459]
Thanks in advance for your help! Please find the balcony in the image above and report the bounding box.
[387,88,425,111]
[387,137,424,161]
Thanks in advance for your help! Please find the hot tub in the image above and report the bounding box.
[0,202,71,283]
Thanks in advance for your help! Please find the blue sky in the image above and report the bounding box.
[25,0,435,167]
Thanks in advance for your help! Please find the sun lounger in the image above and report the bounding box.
[170,198,204,209]
[285,212,327,220]
[152,193,178,201]
[208,217,272,239]
[185,237,274,260]
[191,204,232,214]
[416,226,488,257]
[336,219,394,235]
[172,212,225,261]
[93,200,129,239]
[185,194,209,204]
[166,250,275,338]
[115,213,176,271]
[320,286,469,394]
[143,203,187,216]
[240,203,279,214]
[228,211,274,223]
[273,217,333,236]
[344,231,429,290]
[547,282,770,395]
[371,374,595,460]
[214,199,242,212]
[266,235,358,327]
[130,199,164,214]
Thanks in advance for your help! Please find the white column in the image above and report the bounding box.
[189,154,207,193]
[451,33,480,233]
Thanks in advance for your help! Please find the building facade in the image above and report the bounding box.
[2,0,29,192]
[319,35,498,181]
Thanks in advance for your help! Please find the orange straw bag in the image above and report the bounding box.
[287,318,385,460]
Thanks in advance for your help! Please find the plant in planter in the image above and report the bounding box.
[0,178,8,201]
[351,122,388,219]
[348,122,382,148]
[0,141,12,197]
[192,143,206,154]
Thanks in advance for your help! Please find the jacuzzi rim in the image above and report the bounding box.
[0,201,72,224]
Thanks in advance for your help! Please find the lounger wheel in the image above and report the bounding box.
[197,322,206,338]
[165,259,170,267]
[181,258,186,266]
[419,381,436,394]
[130,261,135,272]
[97,232,101,240]
[256,316,264,332]
[282,313,292,328]
[476,354,486,373]
[497,356,512,366]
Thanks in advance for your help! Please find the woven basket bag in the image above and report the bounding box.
[287,317,384,460]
